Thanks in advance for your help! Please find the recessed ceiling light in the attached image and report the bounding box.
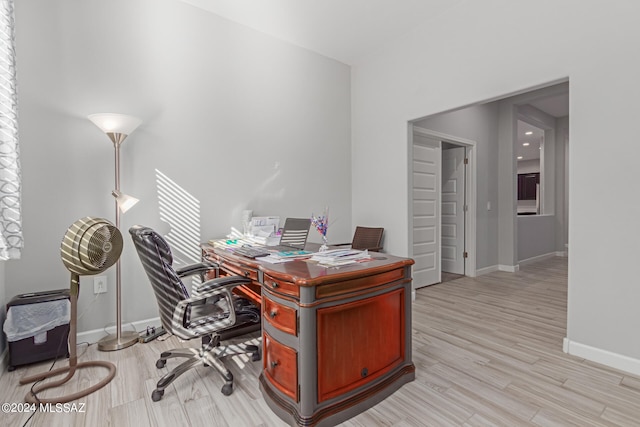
[525,131,533,135]
[523,142,530,147]
[517,156,523,160]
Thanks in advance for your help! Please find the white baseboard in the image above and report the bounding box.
[563,337,640,377]
[498,264,519,273]
[476,265,499,276]
[77,317,162,344]
[518,252,558,266]
[471,254,568,277]
[476,264,520,275]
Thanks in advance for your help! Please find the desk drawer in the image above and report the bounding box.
[263,296,297,336]
[263,274,299,298]
[264,332,298,402]
[222,261,258,281]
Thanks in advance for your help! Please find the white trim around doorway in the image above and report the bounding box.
[411,126,478,279]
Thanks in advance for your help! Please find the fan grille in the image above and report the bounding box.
[61,217,123,276]
[85,224,118,269]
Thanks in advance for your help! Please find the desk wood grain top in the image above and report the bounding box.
[202,243,414,287]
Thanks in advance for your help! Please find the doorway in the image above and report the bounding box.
[409,126,477,292]
[441,142,466,276]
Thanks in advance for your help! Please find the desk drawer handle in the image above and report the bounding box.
[270,361,279,369]
[361,367,368,378]
[269,311,278,319]
[243,271,250,277]
[270,281,279,288]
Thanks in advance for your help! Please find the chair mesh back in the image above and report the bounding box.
[351,226,384,251]
[129,226,190,333]
[279,218,311,249]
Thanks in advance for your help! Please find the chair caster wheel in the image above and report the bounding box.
[156,359,166,369]
[221,383,233,396]
[151,389,164,402]
[251,351,261,362]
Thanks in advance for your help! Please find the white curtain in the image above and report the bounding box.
[0,0,22,260]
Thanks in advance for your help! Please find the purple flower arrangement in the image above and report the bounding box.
[311,208,329,251]
[311,212,328,237]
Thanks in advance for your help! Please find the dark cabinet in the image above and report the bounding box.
[518,173,539,200]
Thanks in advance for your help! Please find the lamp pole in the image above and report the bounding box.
[89,113,141,351]
[106,132,137,350]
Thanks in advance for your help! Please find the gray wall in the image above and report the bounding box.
[517,215,556,262]
[0,262,5,355]
[351,0,640,365]
[413,86,569,269]
[517,160,539,174]
[9,0,352,334]
[413,103,499,270]
[556,116,570,252]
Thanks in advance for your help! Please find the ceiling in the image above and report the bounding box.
[529,93,569,118]
[177,0,464,64]
[516,120,544,163]
[517,92,569,162]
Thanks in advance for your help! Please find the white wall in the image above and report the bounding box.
[9,0,352,335]
[352,0,640,368]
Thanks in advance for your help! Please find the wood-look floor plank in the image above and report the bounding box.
[183,396,230,427]
[143,378,190,427]
[2,257,640,426]
[108,398,152,427]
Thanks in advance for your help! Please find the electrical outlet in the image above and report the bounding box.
[94,276,107,294]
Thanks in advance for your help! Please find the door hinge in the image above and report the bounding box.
[464,157,469,165]
[463,251,468,259]
[463,205,468,212]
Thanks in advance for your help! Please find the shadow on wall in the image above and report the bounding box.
[155,169,201,270]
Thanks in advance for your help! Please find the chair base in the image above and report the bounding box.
[152,336,261,400]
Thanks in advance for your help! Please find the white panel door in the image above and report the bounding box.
[412,134,440,288]
[441,147,465,275]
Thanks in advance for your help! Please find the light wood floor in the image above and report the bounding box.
[2,257,640,426]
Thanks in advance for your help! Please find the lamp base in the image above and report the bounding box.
[98,331,139,351]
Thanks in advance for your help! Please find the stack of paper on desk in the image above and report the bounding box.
[271,250,313,259]
[260,250,313,264]
[310,249,371,267]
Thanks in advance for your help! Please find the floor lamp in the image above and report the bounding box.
[89,113,142,351]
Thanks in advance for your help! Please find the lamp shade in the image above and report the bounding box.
[88,113,142,136]
[112,190,139,214]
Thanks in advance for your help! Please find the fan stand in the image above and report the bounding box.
[19,275,117,403]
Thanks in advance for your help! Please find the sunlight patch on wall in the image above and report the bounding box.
[155,169,201,271]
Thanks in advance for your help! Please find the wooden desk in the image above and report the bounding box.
[202,244,415,426]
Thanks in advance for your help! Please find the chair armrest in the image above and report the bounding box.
[176,261,219,278]
[196,275,252,293]
[172,276,252,339]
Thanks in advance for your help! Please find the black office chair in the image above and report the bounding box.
[129,226,261,401]
[279,217,311,249]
